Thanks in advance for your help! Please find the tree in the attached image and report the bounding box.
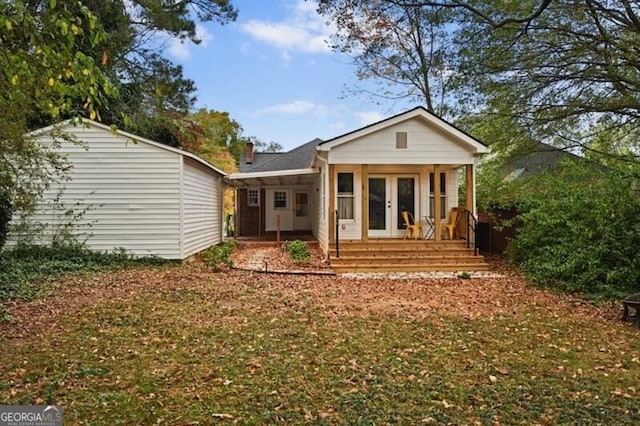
[457,0,640,162]
[248,136,283,153]
[189,109,246,162]
[320,1,640,165]
[318,0,458,114]
[78,0,237,143]
[0,0,116,217]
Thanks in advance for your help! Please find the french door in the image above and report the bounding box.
[368,175,419,238]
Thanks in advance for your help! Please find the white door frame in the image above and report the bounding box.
[292,190,311,230]
[368,174,420,238]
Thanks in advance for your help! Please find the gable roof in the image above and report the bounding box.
[318,106,489,154]
[30,118,227,176]
[502,142,588,181]
[240,138,323,173]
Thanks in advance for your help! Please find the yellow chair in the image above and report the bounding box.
[402,211,423,239]
[442,208,459,240]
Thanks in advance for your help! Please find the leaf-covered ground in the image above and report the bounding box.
[1,257,639,424]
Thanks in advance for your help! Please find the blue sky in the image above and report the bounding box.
[162,0,410,151]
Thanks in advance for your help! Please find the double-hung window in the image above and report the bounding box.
[337,172,354,220]
[429,172,447,220]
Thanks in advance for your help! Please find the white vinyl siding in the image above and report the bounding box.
[316,169,328,253]
[182,158,223,258]
[6,122,225,259]
[328,117,476,165]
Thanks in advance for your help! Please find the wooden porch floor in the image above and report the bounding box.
[329,239,489,273]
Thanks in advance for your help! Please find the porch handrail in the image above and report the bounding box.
[464,209,478,256]
[334,209,340,258]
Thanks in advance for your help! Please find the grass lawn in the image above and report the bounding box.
[1,261,639,424]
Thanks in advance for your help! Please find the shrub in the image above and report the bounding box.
[286,240,311,264]
[202,240,237,271]
[511,163,640,298]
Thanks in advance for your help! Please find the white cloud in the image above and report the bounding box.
[167,39,191,60]
[240,0,333,55]
[166,25,213,60]
[259,100,327,115]
[354,111,385,125]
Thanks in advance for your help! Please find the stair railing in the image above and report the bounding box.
[334,209,340,258]
[464,209,478,256]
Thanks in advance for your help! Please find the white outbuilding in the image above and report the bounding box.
[6,119,226,259]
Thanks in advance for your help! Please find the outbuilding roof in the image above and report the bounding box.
[31,118,228,177]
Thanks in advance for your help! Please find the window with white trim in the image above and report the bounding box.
[274,191,287,209]
[337,172,354,220]
[247,188,259,207]
[429,172,447,220]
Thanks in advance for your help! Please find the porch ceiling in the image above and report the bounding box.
[226,168,319,188]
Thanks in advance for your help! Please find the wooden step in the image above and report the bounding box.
[330,248,476,257]
[330,255,485,266]
[336,240,469,250]
[328,239,489,273]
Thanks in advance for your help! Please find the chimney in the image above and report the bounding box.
[245,141,253,164]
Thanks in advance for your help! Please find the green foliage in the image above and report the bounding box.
[202,240,237,271]
[510,162,640,298]
[286,240,311,264]
[0,1,115,214]
[189,109,246,164]
[0,244,167,302]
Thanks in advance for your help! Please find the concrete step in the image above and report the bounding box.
[332,263,491,273]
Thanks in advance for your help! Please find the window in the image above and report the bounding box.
[247,188,259,207]
[429,172,447,220]
[274,191,287,209]
[396,132,407,149]
[337,172,354,220]
[295,192,309,217]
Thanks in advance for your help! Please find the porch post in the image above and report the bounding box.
[465,164,474,213]
[328,164,335,244]
[433,164,442,241]
[361,164,368,242]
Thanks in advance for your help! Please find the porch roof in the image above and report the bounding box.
[227,168,319,188]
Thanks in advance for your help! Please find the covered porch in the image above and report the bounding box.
[328,163,477,243]
[326,162,486,272]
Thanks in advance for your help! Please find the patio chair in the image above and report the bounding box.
[402,211,423,239]
[442,208,459,240]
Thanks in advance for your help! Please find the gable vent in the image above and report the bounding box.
[396,132,407,149]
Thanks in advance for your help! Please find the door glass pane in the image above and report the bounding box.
[397,177,415,229]
[295,192,308,217]
[368,178,386,230]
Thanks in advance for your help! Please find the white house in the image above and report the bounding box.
[230,107,490,272]
[6,119,226,259]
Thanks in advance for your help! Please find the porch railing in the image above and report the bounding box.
[464,209,478,256]
[334,209,340,258]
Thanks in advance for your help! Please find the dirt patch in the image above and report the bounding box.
[230,241,332,273]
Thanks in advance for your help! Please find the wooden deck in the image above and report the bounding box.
[329,239,489,273]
